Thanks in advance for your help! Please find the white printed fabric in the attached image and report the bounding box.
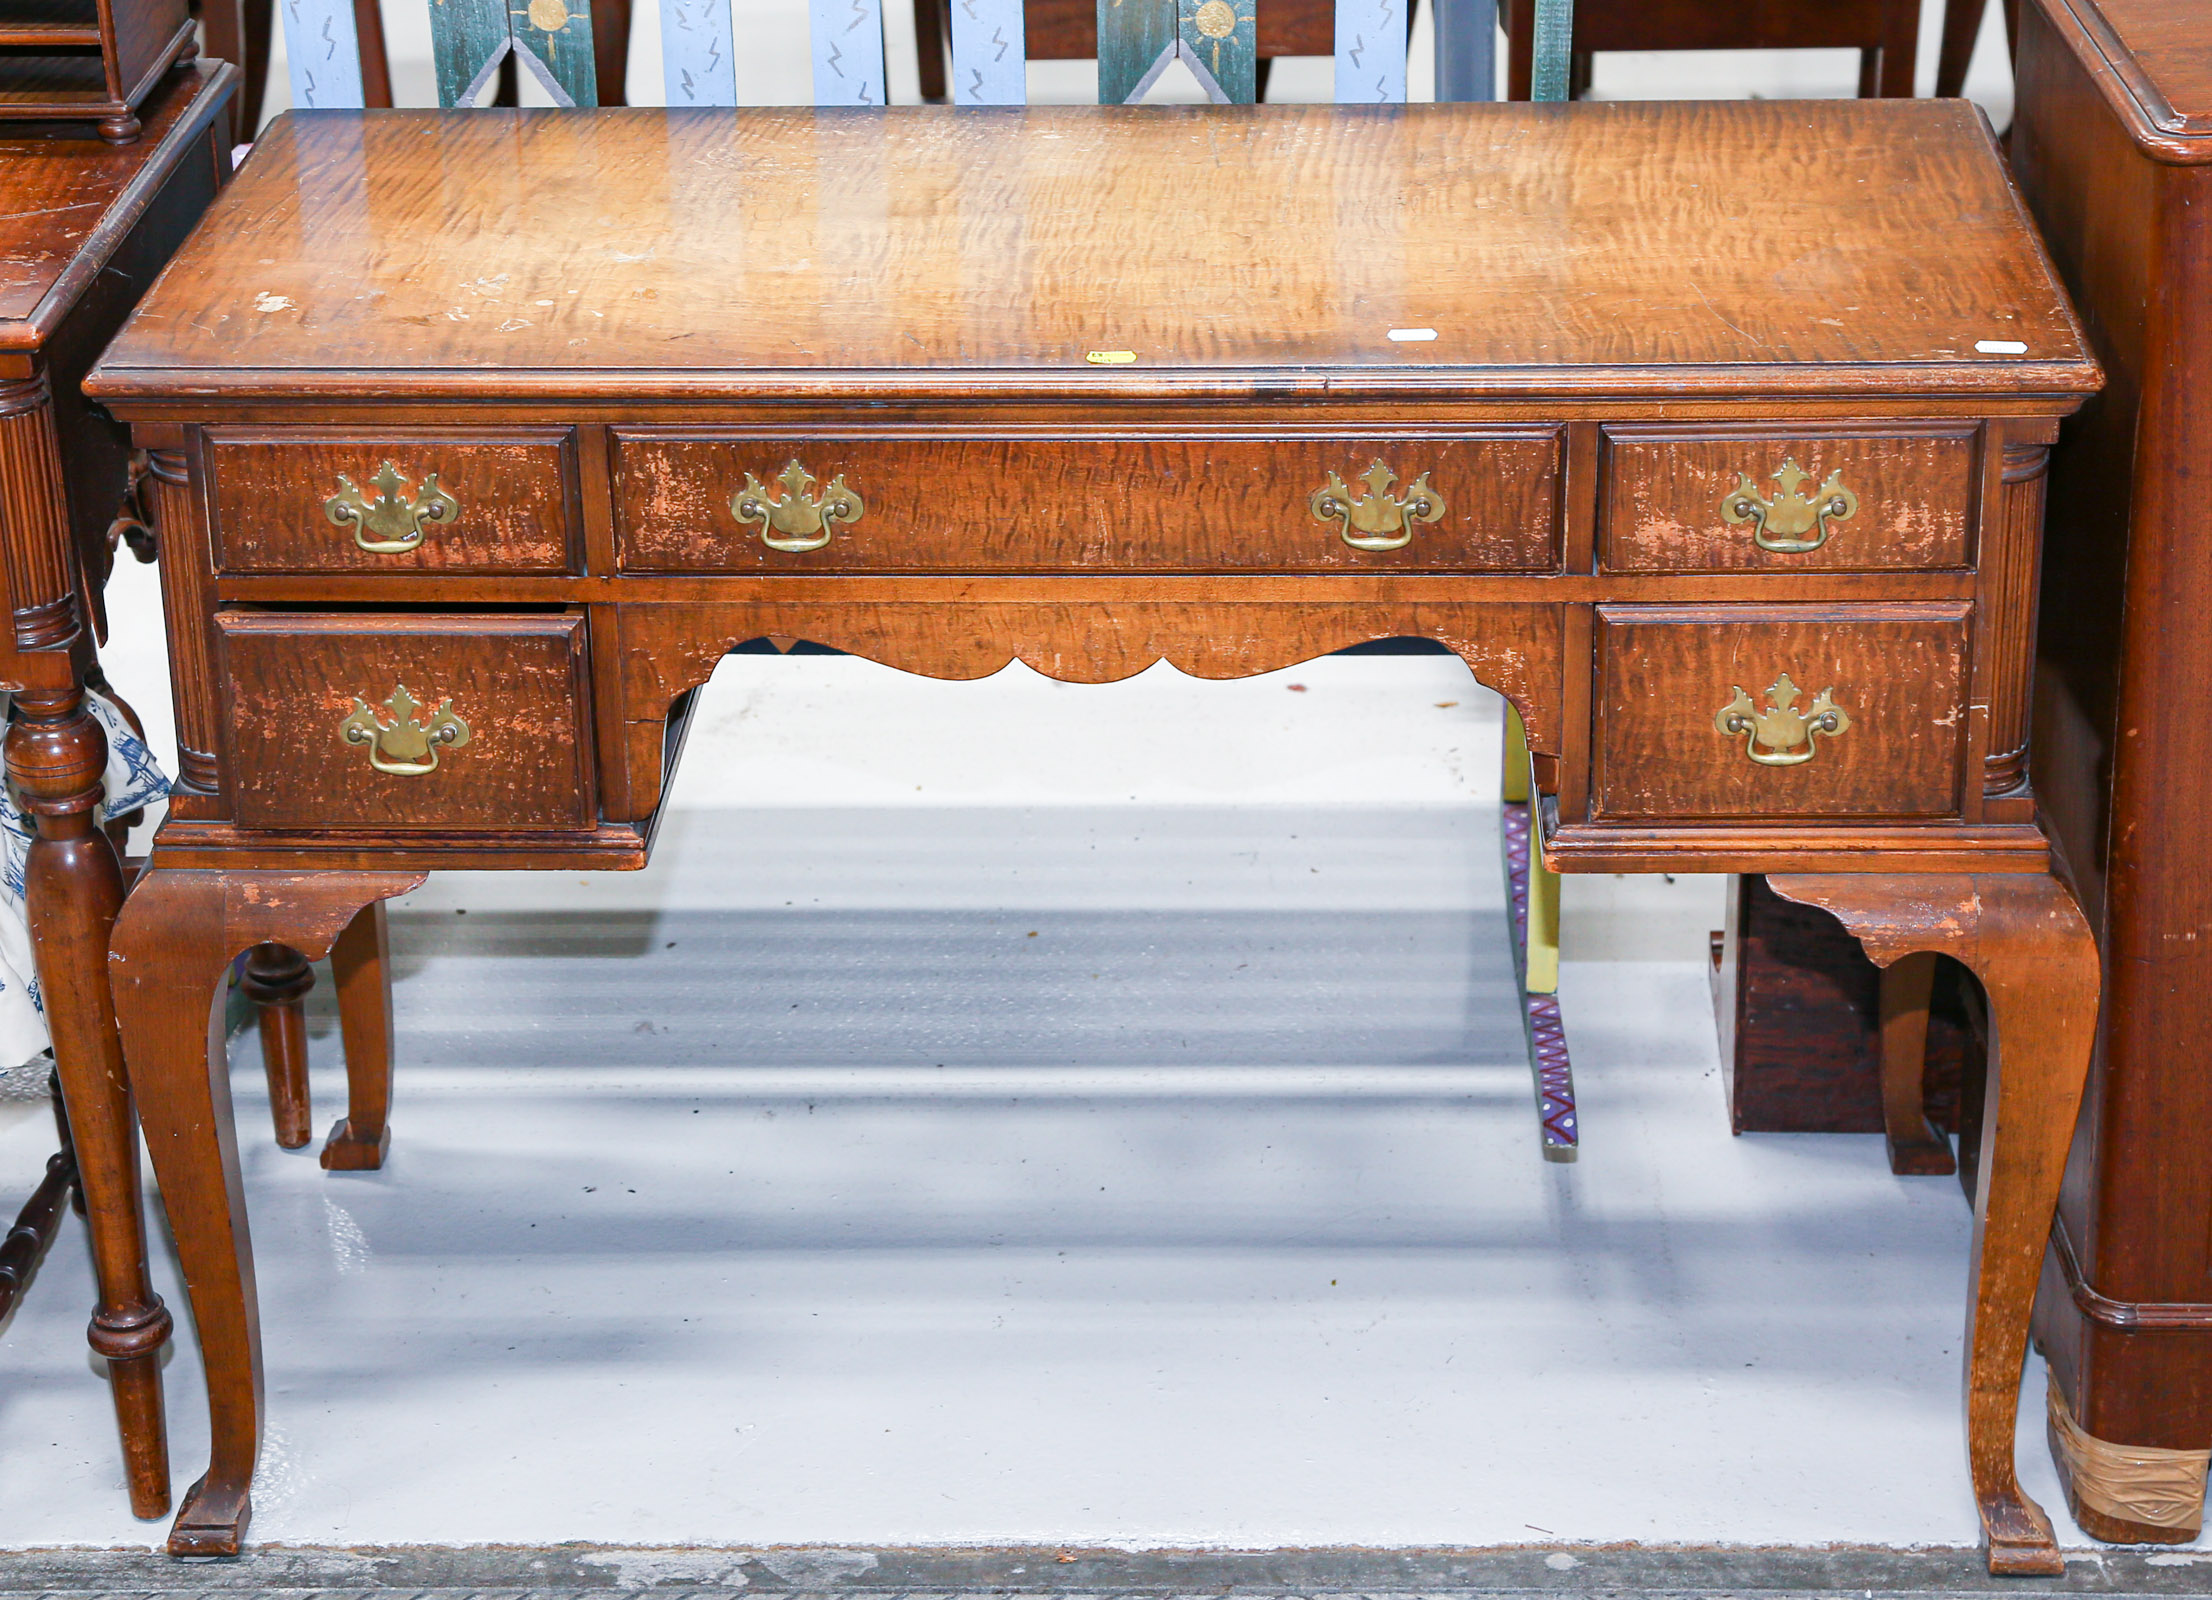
[0,690,170,1092]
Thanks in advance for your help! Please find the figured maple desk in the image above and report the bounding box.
[88,100,2099,1570]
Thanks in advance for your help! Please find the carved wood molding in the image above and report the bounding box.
[611,599,1566,822]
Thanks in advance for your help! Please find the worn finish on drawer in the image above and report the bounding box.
[1600,426,1977,572]
[613,431,1562,572]
[207,430,579,574]
[1593,603,1970,820]
[217,613,594,831]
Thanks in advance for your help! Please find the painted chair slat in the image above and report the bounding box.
[810,0,889,104]
[1099,0,1249,103]
[1097,0,1177,103]
[948,0,1025,104]
[1432,0,1496,100]
[660,0,738,104]
[431,0,515,105]
[1176,0,1253,102]
[1332,0,1406,102]
[513,0,601,105]
[429,0,599,105]
[278,0,367,107]
[1529,0,1571,99]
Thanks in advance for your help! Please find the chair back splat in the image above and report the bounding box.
[273,0,1569,129]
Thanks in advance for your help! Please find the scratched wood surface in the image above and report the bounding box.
[91,101,2093,402]
[0,65,225,340]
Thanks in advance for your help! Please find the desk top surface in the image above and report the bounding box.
[0,63,233,353]
[2036,0,2212,154]
[91,98,2097,406]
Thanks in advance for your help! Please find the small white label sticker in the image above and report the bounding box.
[1975,339,2028,354]
[1388,327,1438,342]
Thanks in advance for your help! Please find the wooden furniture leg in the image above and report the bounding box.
[1768,870,2099,1577]
[112,867,423,1556]
[320,902,393,1171]
[917,0,949,101]
[1878,951,1957,1176]
[240,944,312,1150]
[0,1074,79,1317]
[6,686,172,1519]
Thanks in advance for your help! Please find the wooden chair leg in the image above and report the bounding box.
[1876,1,1917,96]
[915,0,948,103]
[1935,0,1987,97]
[1503,0,1531,98]
[240,943,313,1151]
[321,901,394,1171]
[112,867,424,1556]
[235,0,272,135]
[592,0,631,104]
[7,689,171,1519]
[355,0,395,105]
[196,0,249,140]
[1878,951,1956,1175]
[1770,869,2100,1577]
[0,1075,78,1318]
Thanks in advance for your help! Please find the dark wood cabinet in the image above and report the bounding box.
[2009,0,2212,1547]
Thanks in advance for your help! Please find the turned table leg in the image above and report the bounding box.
[1770,870,2100,1576]
[240,944,314,1150]
[1878,951,1957,1176]
[112,867,423,1556]
[7,686,172,1518]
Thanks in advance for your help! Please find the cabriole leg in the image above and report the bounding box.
[240,944,313,1150]
[321,902,393,1171]
[1769,869,2100,1577]
[112,867,423,1556]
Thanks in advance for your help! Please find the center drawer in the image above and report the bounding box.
[612,430,1563,572]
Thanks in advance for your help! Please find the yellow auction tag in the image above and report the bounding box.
[1084,350,1137,365]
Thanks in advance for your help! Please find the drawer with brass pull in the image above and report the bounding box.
[1599,425,1978,573]
[207,429,581,574]
[611,430,1562,572]
[1591,602,1970,821]
[215,613,594,831]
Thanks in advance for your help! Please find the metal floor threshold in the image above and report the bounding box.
[2,1543,2209,1598]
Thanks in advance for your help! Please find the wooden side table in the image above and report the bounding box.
[0,61,235,1518]
[89,99,2102,1571]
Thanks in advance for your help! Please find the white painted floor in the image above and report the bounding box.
[0,595,2159,1551]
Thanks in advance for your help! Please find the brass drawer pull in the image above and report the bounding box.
[1721,458,1858,554]
[1311,461,1445,552]
[732,460,864,553]
[324,462,460,553]
[1714,673,1851,766]
[339,684,472,776]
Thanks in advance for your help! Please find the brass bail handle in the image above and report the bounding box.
[326,461,460,554]
[1713,673,1851,766]
[1721,457,1858,554]
[1311,460,1446,552]
[339,684,472,776]
[732,460,865,553]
